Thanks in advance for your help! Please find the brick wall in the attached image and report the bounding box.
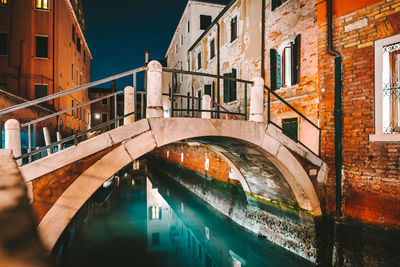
[153,143,239,185]
[318,0,400,227]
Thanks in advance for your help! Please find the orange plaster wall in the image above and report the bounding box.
[317,0,381,23]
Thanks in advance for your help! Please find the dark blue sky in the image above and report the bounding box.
[82,0,230,89]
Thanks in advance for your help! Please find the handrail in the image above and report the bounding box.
[15,111,135,161]
[163,68,254,85]
[264,85,320,130]
[0,67,145,115]
[20,91,122,127]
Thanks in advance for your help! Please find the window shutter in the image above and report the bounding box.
[270,49,277,90]
[293,34,301,85]
[231,68,237,101]
[223,74,229,103]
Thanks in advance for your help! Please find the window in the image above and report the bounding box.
[1,0,7,6]
[0,33,7,55]
[282,118,298,140]
[35,0,49,10]
[271,0,287,11]
[204,84,212,96]
[210,38,215,60]
[84,51,86,62]
[34,85,47,99]
[230,16,238,43]
[223,68,237,103]
[101,113,107,123]
[101,98,108,105]
[270,35,300,90]
[200,15,212,30]
[197,52,202,70]
[187,20,190,34]
[72,64,74,80]
[180,34,183,46]
[175,43,178,54]
[371,34,400,141]
[152,233,160,245]
[149,206,162,220]
[77,37,81,52]
[197,90,201,110]
[72,25,75,42]
[35,36,48,58]
[71,100,74,117]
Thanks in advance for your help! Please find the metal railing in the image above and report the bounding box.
[0,64,321,165]
[0,67,146,165]
[162,68,251,119]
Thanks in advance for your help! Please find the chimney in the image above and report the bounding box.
[145,50,149,64]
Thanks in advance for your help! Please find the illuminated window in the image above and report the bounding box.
[270,35,301,90]
[371,34,400,141]
[35,0,49,10]
[1,0,8,5]
[149,206,162,220]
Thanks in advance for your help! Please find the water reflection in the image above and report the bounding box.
[54,162,312,267]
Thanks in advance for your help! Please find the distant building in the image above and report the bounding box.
[163,0,226,117]
[0,0,92,140]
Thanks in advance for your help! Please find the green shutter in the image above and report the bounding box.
[223,73,229,103]
[231,69,237,101]
[270,49,277,90]
[293,34,301,85]
[204,84,211,96]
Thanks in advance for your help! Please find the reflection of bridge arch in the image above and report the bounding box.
[30,118,326,251]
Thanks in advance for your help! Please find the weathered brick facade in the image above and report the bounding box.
[317,0,400,227]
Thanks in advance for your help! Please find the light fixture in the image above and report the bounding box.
[94,113,100,119]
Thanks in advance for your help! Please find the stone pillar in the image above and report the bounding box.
[201,95,212,119]
[249,77,264,123]
[124,86,135,124]
[146,60,163,118]
[56,132,62,152]
[5,119,21,166]
[43,127,53,155]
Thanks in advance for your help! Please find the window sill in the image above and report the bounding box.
[34,57,49,60]
[34,8,50,12]
[369,134,400,142]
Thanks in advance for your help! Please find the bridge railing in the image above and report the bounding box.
[0,60,321,166]
[0,67,146,165]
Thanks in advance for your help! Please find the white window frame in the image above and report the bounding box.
[278,40,294,88]
[370,33,400,142]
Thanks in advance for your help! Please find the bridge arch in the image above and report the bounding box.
[31,118,326,251]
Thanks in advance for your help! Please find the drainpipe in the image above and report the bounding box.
[327,0,343,217]
[261,0,266,79]
[217,23,221,118]
[52,0,56,110]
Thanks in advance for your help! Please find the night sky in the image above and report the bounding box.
[82,0,230,89]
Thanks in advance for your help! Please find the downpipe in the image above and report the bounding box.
[327,0,343,218]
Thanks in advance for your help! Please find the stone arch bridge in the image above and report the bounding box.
[14,117,328,252]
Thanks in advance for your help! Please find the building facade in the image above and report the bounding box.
[317,0,400,226]
[163,0,225,117]
[0,0,92,141]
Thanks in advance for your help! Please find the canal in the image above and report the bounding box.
[53,159,313,267]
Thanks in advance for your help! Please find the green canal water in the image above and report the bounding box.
[53,163,313,267]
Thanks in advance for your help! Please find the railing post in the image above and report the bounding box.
[249,77,264,123]
[244,83,248,120]
[56,131,62,152]
[28,124,32,163]
[114,94,118,128]
[43,127,53,155]
[146,60,163,118]
[124,86,135,124]
[201,95,212,119]
[5,119,22,166]
[133,73,137,121]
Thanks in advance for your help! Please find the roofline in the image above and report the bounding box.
[165,0,226,57]
[189,0,237,52]
[65,0,93,59]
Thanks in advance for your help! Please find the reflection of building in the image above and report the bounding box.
[0,0,91,137]
[146,178,172,255]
